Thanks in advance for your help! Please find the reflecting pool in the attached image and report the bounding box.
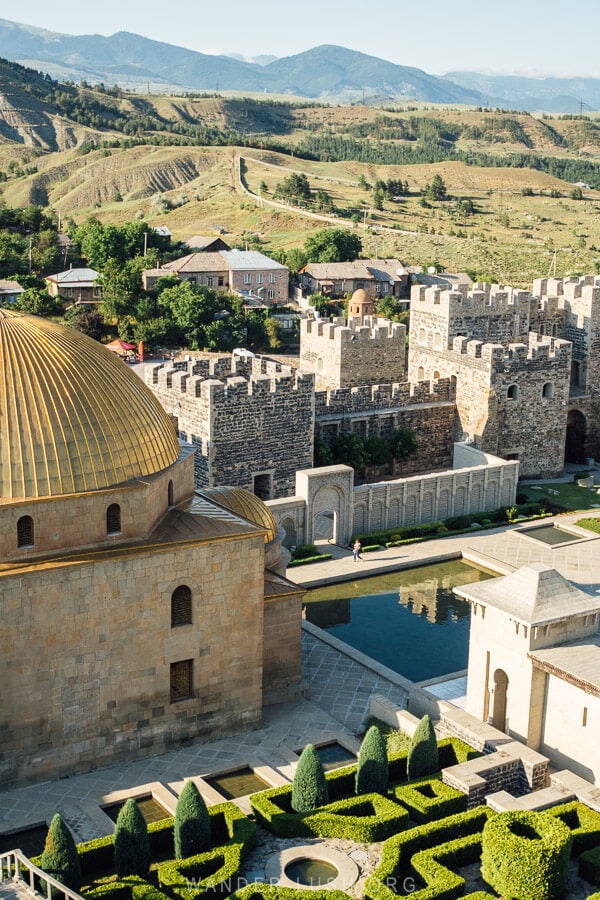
[303,559,495,682]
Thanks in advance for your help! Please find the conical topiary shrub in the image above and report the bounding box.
[407,714,439,780]
[174,781,211,859]
[291,744,328,813]
[114,799,151,878]
[40,813,82,891]
[355,725,388,795]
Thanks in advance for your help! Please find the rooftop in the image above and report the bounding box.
[530,636,600,697]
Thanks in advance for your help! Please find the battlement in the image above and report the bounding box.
[315,377,452,417]
[411,282,534,318]
[449,334,571,369]
[146,363,314,403]
[301,316,405,344]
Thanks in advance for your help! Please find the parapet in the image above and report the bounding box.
[411,282,534,318]
[449,334,570,369]
[301,316,405,344]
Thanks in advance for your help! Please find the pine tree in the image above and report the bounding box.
[40,813,82,891]
[407,714,439,780]
[174,781,211,859]
[291,744,328,812]
[114,799,151,877]
[355,725,388,795]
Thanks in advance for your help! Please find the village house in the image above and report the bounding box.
[0,279,25,304]
[299,258,409,300]
[143,250,289,304]
[44,267,101,305]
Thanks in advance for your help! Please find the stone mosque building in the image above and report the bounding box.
[0,310,303,787]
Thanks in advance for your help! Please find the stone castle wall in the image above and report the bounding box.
[300,316,406,391]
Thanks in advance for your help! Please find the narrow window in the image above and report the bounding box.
[244,273,251,284]
[583,707,588,727]
[207,276,214,287]
[269,272,275,283]
[256,273,263,284]
[171,586,192,627]
[168,480,174,508]
[542,382,554,399]
[17,515,34,548]
[417,366,425,381]
[106,503,121,535]
[268,289,275,300]
[170,660,193,702]
[507,384,519,401]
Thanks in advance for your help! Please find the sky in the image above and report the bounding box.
[4,0,600,78]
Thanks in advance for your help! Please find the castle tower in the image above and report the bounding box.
[347,287,374,324]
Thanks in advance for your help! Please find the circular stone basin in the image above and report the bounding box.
[265,845,359,892]
[285,858,339,886]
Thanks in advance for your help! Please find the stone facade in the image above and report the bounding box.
[146,357,315,500]
[300,315,406,391]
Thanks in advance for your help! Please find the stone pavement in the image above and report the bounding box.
[1,513,599,846]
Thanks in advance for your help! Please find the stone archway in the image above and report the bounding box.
[295,465,354,547]
[492,668,509,732]
[565,410,587,465]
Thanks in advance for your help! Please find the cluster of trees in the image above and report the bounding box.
[283,227,363,274]
[272,172,335,214]
[291,716,439,813]
[0,203,62,279]
[315,427,418,476]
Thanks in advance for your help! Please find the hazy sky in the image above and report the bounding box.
[6,0,600,77]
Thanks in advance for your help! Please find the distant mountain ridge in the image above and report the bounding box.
[2,18,600,111]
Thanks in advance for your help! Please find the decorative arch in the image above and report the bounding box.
[106,503,121,535]
[492,669,509,732]
[17,515,34,548]
[507,384,519,401]
[404,494,417,526]
[371,500,385,530]
[280,516,297,549]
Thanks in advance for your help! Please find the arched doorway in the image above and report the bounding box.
[492,669,509,732]
[565,410,587,465]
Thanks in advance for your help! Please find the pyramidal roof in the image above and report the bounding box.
[454,562,600,626]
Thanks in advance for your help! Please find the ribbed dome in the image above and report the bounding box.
[200,486,278,543]
[0,310,181,498]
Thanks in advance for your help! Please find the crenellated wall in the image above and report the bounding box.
[300,315,406,391]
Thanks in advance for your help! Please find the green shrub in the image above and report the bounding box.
[579,845,600,885]
[84,875,168,900]
[393,777,467,824]
[548,800,600,854]
[174,781,211,859]
[290,543,318,559]
[576,516,600,534]
[407,715,439,780]
[40,813,82,891]
[481,809,572,900]
[362,544,381,553]
[356,725,388,795]
[114,800,151,878]
[287,554,332,567]
[229,885,349,899]
[291,744,328,812]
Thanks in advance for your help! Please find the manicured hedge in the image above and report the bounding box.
[84,875,168,900]
[288,554,332,567]
[393,777,467,825]
[579,845,600,886]
[548,800,600,855]
[481,810,572,900]
[250,789,408,841]
[364,807,493,900]
[229,886,349,900]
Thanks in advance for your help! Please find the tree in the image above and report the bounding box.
[40,813,82,891]
[407,714,439,780]
[425,174,447,202]
[284,247,307,273]
[291,744,328,812]
[391,428,418,461]
[355,725,388,795]
[571,186,583,200]
[174,781,211,859]
[303,228,362,263]
[264,316,282,350]
[274,173,311,206]
[15,288,61,317]
[114,799,151,878]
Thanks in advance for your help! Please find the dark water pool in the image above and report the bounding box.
[303,559,495,682]
[205,767,271,799]
[519,524,580,545]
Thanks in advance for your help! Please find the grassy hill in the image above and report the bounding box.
[2,60,600,284]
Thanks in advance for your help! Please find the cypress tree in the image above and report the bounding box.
[291,744,328,812]
[407,714,439,780]
[114,799,151,878]
[174,781,211,859]
[40,813,82,891]
[355,725,388,795]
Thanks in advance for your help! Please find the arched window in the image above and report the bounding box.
[17,515,34,548]
[433,332,442,349]
[507,384,519,401]
[168,480,174,508]
[542,382,554,399]
[418,327,426,345]
[417,366,425,381]
[433,370,440,380]
[106,503,121,535]
[171,585,192,627]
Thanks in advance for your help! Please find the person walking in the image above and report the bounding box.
[353,539,362,561]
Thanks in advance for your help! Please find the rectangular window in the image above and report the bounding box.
[376,283,381,293]
[256,273,263,284]
[269,272,275,283]
[207,276,214,287]
[170,660,193,702]
[244,273,251,284]
[218,277,224,287]
[268,289,275,300]
[382,283,389,294]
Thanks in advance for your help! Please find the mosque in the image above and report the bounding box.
[0,310,303,787]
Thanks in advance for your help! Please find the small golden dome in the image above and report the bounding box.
[199,486,278,543]
[0,310,181,498]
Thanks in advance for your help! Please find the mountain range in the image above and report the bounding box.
[2,18,600,111]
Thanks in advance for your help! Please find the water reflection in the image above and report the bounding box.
[303,559,495,681]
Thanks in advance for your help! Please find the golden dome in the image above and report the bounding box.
[199,486,278,543]
[0,310,181,499]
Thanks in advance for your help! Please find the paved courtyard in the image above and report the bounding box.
[1,512,599,845]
